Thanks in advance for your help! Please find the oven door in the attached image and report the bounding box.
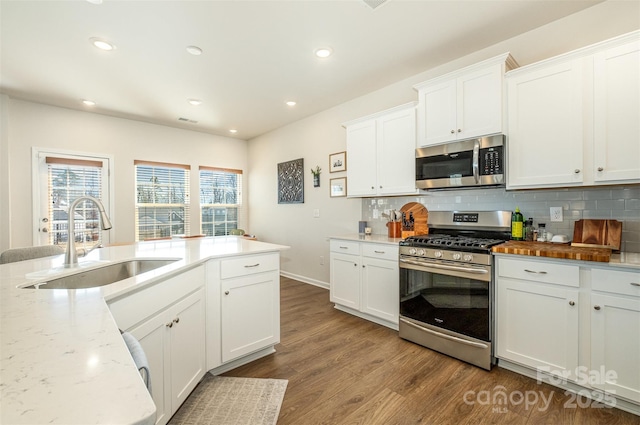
[399,257,491,342]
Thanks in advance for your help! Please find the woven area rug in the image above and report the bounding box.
[168,375,288,425]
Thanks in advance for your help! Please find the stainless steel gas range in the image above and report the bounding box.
[399,210,512,370]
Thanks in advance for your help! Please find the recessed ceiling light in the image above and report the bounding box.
[90,37,115,51]
[314,47,333,58]
[229,129,238,134]
[187,99,203,106]
[186,45,203,56]
[82,99,96,106]
[286,101,297,107]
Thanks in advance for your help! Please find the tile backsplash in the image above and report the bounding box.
[361,185,640,253]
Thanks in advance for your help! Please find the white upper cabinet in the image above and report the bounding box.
[593,40,640,183]
[414,53,517,147]
[344,102,418,197]
[507,31,640,189]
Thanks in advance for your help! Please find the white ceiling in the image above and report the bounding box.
[1,0,603,140]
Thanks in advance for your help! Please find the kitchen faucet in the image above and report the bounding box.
[64,195,113,268]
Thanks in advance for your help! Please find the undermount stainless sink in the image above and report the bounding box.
[22,259,179,289]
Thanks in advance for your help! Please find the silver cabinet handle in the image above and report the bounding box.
[597,167,604,171]
[524,269,547,275]
[244,263,260,268]
[450,130,455,134]
[339,246,348,249]
[173,317,180,324]
[224,290,230,295]
[574,169,581,174]
[457,129,462,133]
[166,322,173,328]
[631,283,640,287]
[374,250,385,254]
[594,305,601,310]
[569,301,575,306]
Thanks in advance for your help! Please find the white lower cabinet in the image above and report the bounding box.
[496,256,640,409]
[108,266,206,425]
[590,268,640,403]
[330,239,398,329]
[218,253,280,364]
[496,257,580,380]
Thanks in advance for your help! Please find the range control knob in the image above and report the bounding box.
[463,254,474,262]
[409,248,417,255]
[434,251,443,258]
[417,249,426,256]
[452,253,462,260]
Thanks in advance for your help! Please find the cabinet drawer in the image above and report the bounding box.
[220,253,278,279]
[592,268,640,297]
[498,257,579,287]
[362,243,398,261]
[108,266,205,330]
[330,239,361,255]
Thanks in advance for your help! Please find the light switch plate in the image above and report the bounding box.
[550,207,563,222]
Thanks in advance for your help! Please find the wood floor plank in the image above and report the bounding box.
[222,277,637,424]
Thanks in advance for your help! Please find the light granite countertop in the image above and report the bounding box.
[330,234,640,270]
[0,236,288,425]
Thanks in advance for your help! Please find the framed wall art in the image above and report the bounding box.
[329,151,346,173]
[277,158,304,204]
[330,177,347,198]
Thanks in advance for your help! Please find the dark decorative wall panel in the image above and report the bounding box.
[277,158,304,204]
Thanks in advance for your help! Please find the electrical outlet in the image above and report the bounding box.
[550,207,563,222]
[313,209,320,218]
[319,256,324,265]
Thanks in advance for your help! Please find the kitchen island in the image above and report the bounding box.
[0,236,288,425]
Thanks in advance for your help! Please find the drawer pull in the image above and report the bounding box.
[631,283,640,287]
[569,301,575,306]
[224,290,230,295]
[374,250,385,254]
[594,305,601,311]
[244,263,260,268]
[340,246,349,249]
[524,269,547,275]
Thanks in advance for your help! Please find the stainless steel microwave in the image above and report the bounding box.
[416,135,505,190]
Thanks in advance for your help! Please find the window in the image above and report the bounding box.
[135,160,190,241]
[32,149,112,249]
[45,157,106,248]
[199,167,243,236]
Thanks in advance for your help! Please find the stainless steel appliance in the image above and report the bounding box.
[415,134,505,190]
[399,210,511,370]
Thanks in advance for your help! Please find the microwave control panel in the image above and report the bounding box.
[479,146,503,176]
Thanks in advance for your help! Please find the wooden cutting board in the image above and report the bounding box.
[492,241,612,262]
[572,219,622,251]
[400,202,428,235]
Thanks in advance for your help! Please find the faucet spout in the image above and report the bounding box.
[64,196,112,268]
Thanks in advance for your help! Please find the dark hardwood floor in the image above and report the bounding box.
[223,277,638,424]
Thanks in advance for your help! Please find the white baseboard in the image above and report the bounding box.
[207,346,276,376]
[280,271,329,290]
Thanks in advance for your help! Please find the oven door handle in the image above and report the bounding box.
[472,139,480,184]
[400,258,489,274]
[400,318,489,350]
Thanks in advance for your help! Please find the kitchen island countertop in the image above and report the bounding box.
[0,236,288,425]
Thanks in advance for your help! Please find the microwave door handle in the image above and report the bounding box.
[472,140,480,183]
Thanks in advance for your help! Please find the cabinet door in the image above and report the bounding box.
[361,257,398,324]
[496,278,579,380]
[417,79,457,146]
[507,60,584,188]
[129,309,171,425]
[377,107,417,196]
[221,270,280,363]
[169,289,206,411]
[593,41,640,183]
[330,252,361,310]
[457,63,503,140]
[591,293,640,403]
[346,119,377,196]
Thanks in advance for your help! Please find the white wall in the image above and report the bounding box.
[2,100,247,250]
[247,1,640,287]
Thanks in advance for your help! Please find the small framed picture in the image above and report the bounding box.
[329,151,347,173]
[330,177,347,197]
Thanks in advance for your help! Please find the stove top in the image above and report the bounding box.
[401,234,507,251]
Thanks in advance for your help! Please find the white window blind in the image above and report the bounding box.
[135,160,190,241]
[199,166,243,236]
[46,157,104,249]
